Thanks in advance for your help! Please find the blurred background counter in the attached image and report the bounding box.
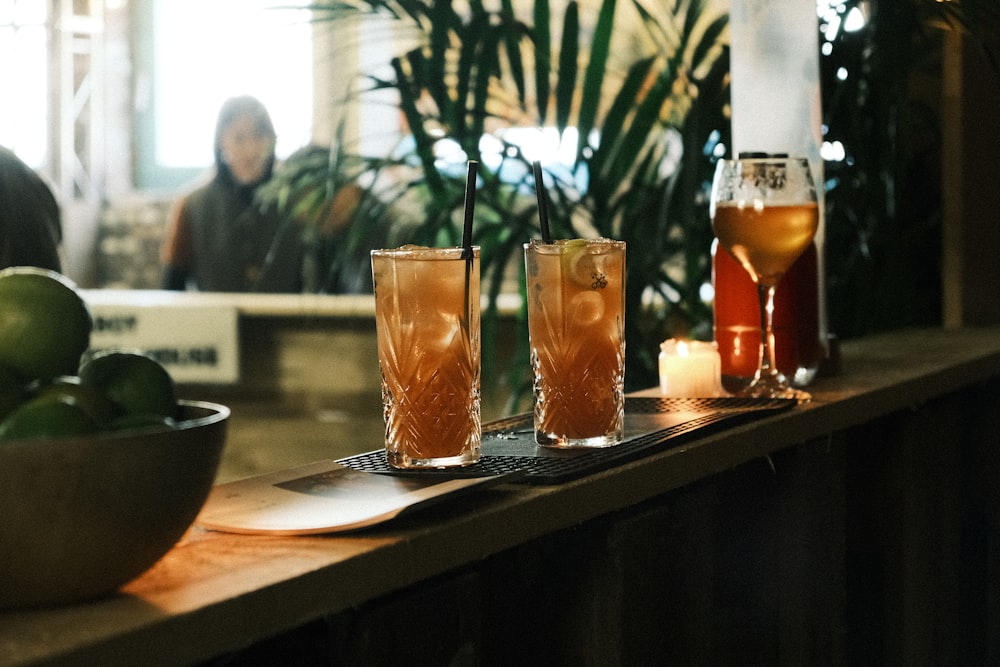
[81,290,385,482]
[80,290,521,482]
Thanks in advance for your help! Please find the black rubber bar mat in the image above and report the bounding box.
[336,397,796,484]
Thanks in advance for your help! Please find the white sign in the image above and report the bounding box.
[88,303,240,384]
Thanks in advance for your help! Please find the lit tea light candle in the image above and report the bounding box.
[658,339,724,397]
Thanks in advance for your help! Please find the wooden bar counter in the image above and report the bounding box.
[3,327,1000,666]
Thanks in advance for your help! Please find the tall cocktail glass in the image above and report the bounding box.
[371,246,481,468]
[524,239,626,447]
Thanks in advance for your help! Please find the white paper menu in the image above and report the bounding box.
[196,460,511,535]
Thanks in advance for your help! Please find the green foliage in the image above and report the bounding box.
[820,0,999,339]
[267,0,730,406]
[261,0,1000,408]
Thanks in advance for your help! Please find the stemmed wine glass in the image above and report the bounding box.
[710,156,819,401]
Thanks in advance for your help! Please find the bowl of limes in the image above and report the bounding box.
[0,267,229,610]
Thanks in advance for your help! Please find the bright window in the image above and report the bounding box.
[138,0,313,188]
[0,0,48,168]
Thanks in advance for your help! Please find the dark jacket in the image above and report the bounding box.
[0,147,62,272]
[160,175,304,292]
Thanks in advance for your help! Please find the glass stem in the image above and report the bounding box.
[756,282,779,380]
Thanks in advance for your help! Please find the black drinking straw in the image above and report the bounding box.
[462,161,477,324]
[532,160,552,243]
[462,160,477,259]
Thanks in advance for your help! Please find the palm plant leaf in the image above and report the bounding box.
[391,55,448,199]
[587,55,655,183]
[465,15,501,149]
[554,1,579,131]
[500,0,529,109]
[532,0,552,124]
[690,13,728,73]
[605,64,673,179]
[428,0,456,125]
[281,0,729,394]
[575,0,617,156]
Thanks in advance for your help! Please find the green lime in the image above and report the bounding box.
[32,376,120,427]
[79,351,178,420]
[0,267,93,382]
[0,364,21,390]
[0,364,28,421]
[107,413,177,432]
[0,395,99,441]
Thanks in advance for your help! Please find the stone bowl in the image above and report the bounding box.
[0,400,229,610]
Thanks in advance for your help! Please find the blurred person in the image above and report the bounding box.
[0,146,62,272]
[160,95,304,292]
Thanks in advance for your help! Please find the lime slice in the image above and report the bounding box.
[561,240,601,289]
[569,291,605,325]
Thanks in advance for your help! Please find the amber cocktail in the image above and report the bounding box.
[524,239,626,447]
[371,246,481,468]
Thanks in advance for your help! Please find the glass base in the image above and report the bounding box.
[734,371,812,403]
[386,448,480,470]
[534,429,624,449]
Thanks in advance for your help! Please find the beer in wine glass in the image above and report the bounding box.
[710,156,818,400]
